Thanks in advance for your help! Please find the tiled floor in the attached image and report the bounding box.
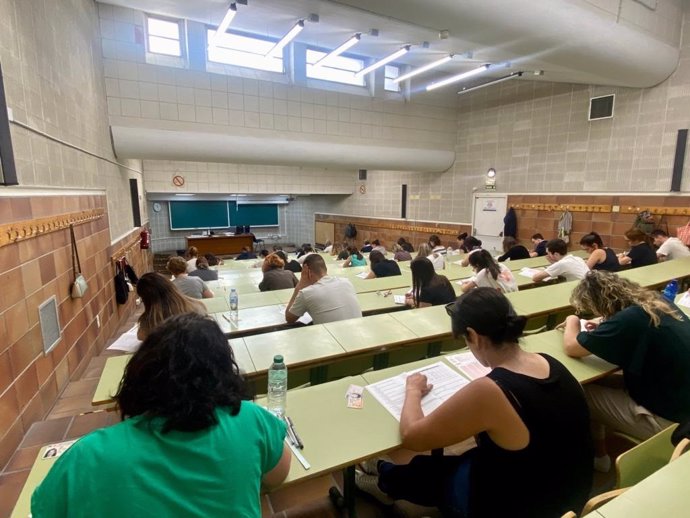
[0,307,617,518]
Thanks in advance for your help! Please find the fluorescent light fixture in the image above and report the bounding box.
[312,33,361,69]
[208,3,237,48]
[174,193,196,196]
[355,45,410,78]
[266,20,305,58]
[394,54,453,83]
[458,71,523,95]
[425,64,490,91]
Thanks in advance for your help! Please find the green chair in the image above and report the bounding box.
[615,423,678,488]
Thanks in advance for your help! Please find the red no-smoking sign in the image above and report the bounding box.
[172,175,185,187]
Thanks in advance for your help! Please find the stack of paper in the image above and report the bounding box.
[519,267,551,280]
[444,351,491,379]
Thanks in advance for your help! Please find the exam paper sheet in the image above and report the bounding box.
[365,362,470,421]
[444,351,491,380]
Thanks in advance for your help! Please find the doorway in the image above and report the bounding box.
[471,193,508,254]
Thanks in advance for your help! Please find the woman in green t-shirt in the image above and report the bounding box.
[32,314,290,518]
[562,271,690,471]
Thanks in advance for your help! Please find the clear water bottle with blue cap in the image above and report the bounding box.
[663,279,679,302]
[229,288,238,311]
[267,355,287,417]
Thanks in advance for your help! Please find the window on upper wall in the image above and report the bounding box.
[306,49,365,87]
[384,65,401,92]
[207,30,284,73]
[146,15,183,57]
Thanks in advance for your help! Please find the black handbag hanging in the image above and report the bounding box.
[114,260,129,305]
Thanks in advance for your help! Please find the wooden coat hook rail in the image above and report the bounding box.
[0,208,105,249]
[110,236,141,263]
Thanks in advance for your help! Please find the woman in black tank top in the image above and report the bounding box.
[580,232,619,272]
[357,288,593,517]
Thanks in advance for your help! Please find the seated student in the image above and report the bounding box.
[235,247,257,261]
[366,250,402,278]
[343,247,367,267]
[329,242,341,258]
[417,243,445,271]
[204,253,223,267]
[652,229,690,261]
[336,244,350,260]
[259,253,298,292]
[497,237,530,262]
[323,240,333,254]
[405,257,455,308]
[580,232,619,272]
[456,232,469,252]
[285,254,362,324]
[371,239,387,255]
[529,233,547,257]
[459,236,483,266]
[562,271,690,470]
[296,244,317,264]
[357,288,593,517]
[186,246,199,273]
[532,239,589,282]
[462,249,518,293]
[360,240,374,253]
[251,249,270,268]
[392,243,412,262]
[32,314,290,517]
[397,237,415,253]
[428,234,446,255]
[189,256,220,281]
[295,243,313,259]
[167,256,214,299]
[136,272,207,340]
[618,228,657,268]
[275,250,302,273]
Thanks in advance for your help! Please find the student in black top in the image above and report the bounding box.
[366,250,401,278]
[357,288,593,517]
[497,237,530,262]
[275,251,301,273]
[618,228,657,268]
[529,233,547,257]
[562,271,690,468]
[405,257,455,308]
[580,232,619,272]
[456,232,469,252]
[360,241,373,253]
[397,237,414,253]
[235,247,257,260]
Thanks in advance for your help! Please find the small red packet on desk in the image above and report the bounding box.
[42,440,77,460]
[346,384,364,409]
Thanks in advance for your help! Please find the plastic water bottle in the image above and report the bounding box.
[229,288,238,311]
[267,355,287,417]
[663,279,679,302]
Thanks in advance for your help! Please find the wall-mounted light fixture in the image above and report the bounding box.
[266,19,305,58]
[355,45,411,78]
[312,33,362,69]
[485,168,496,190]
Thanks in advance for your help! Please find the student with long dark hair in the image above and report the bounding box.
[366,250,401,278]
[580,232,619,272]
[618,228,657,268]
[32,314,290,517]
[357,289,593,517]
[136,272,207,340]
[405,257,455,308]
[343,247,367,267]
[497,237,530,262]
[461,249,517,293]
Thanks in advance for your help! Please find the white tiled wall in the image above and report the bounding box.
[0,0,144,239]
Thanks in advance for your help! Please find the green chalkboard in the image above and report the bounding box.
[169,201,230,230]
[230,203,279,226]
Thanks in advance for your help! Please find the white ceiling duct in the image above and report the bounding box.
[111,126,456,172]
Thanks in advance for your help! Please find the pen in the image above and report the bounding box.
[286,416,304,449]
[222,313,232,323]
[283,416,299,447]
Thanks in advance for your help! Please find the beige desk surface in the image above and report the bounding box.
[349,272,414,293]
[356,288,408,313]
[389,305,451,340]
[593,451,690,518]
[212,305,287,336]
[243,324,346,374]
[10,445,59,518]
[619,258,690,287]
[506,280,579,317]
[202,296,231,314]
[324,313,419,354]
[92,339,255,405]
[279,375,402,486]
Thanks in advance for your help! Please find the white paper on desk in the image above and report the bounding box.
[356,271,370,279]
[445,351,491,380]
[677,292,690,308]
[107,324,142,353]
[365,362,470,422]
[519,267,552,281]
[580,319,589,332]
[452,260,464,266]
[297,312,313,325]
[455,277,471,286]
[393,295,406,305]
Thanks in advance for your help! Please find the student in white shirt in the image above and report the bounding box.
[417,243,444,271]
[461,250,518,293]
[652,230,690,261]
[429,234,447,255]
[532,239,589,282]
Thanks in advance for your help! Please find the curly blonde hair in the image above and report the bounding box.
[570,270,681,327]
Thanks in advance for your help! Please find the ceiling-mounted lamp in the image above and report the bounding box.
[486,168,496,178]
[458,71,523,95]
[208,2,237,48]
[394,54,453,83]
[312,33,362,69]
[425,63,490,91]
[265,19,305,58]
[355,45,411,78]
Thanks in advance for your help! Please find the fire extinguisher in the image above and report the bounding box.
[140,228,150,250]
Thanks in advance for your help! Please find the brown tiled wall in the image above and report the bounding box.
[0,195,151,469]
[315,214,472,251]
[510,194,690,251]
